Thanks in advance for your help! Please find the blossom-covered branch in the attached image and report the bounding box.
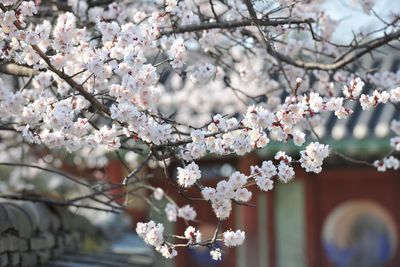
[0,0,399,262]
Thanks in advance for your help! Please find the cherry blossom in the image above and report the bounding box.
[184,226,202,244]
[153,187,164,200]
[0,0,399,262]
[210,248,222,261]
[136,221,164,248]
[223,229,245,247]
[299,142,330,173]
[177,205,197,221]
[177,162,202,188]
[165,203,178,222]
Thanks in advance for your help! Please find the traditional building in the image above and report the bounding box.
[149,55,400,267]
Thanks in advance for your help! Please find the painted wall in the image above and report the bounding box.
[275,180,306,267]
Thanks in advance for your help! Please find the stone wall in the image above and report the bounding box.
[0,200,94,267]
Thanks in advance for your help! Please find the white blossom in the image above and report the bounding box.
[277,162,295,183]
[191,130,205,144]
[156,244,177,259]
[153,187,164,200]
[178,205,197,221]
[343,77,364,98]
[136,221,164,248]
[391,120,400,135]
[168,37,186,68]
[234,188,252,202]
[177,162,202,188]
[299,142,330,173]
[390,137,400,151]
[229,171,248,189]
[212,199,232,220]
[184,226,202,244]
[293,130,306,146]
[210,248,222,261]
[309,92,324,112]
[201,187,216,201]
[390,87,400,102]
[243,105,275,130]
[255,177,274,191]
[223,230,245,247]
[165,203,178,222]
[384,156,400,170]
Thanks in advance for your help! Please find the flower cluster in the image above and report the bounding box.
[373,157,400,172]
[343,77,364,98]
[390,119,400,151]
[153,187,164,200]
[202,171,252,220]
[251,160,276,191]
[223,229,245,247]
[136,221,165,247]
[177,162,202,188]
[164,203,197,222]
[299,142,330,173]
[274,152,296,183]
[359,90,390,110]
[136,221,178,258]
[168,37,187,68]
[210,248,222,261]
[189,63,216,84]
[184,226,202,244]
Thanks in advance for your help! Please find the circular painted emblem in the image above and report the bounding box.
[322,200,397,267]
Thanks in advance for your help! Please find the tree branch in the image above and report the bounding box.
[161,18,313,35]
[267,29,400,71]
[0,194,119,213]
[0,63,38,77]
[0,162,91,187]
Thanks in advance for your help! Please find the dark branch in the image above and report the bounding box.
[268,29,400,71]
[0,194,119,213]
[0,162,91,187]
[161,18,313,35]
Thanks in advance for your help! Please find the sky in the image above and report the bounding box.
[323,0,400,43]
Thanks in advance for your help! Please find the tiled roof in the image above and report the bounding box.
[257,56,400,158]
[311,57,399,142]
[161,54,399,157]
